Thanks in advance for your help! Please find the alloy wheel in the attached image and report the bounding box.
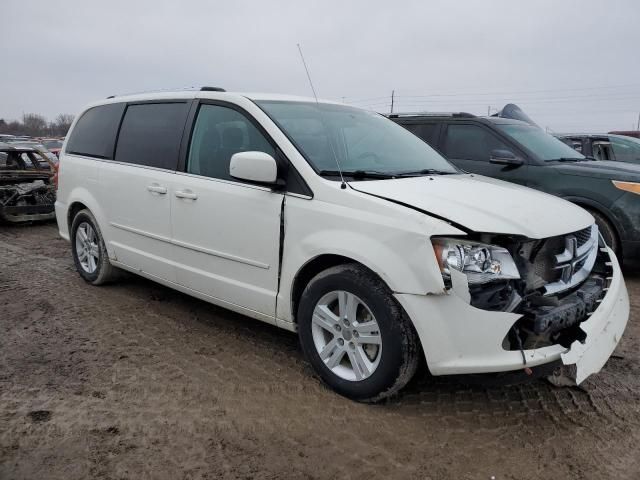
[311,290,382,381]
[75,222,99,274]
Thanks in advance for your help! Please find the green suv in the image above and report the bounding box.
[390,107,640,262]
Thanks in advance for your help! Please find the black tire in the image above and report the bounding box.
[70,209,118,285]
[297,263,420,402]
[588,209,619,255]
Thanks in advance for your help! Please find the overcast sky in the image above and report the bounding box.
[2,0,639,132]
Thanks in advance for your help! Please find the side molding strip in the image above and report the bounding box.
[110,221,270,269]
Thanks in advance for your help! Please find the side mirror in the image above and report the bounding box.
[489,149,524,166]
[229,151,278,184]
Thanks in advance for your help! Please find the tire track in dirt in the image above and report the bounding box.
[1,223,639,479]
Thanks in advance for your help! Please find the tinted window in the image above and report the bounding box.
[443,124,510,161]
[115,103,189,169]
[187,104,275,181]
[66,103,125,158]
[402,123,439,146]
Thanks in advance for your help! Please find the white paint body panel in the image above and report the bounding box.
[171,173,283,318]
[352,174,594,239]
[55,90,629,383]
[98,161,176,281]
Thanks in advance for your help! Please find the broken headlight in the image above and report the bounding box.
[432,238,521,285]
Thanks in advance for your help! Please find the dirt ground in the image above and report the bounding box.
[0,222,638,480]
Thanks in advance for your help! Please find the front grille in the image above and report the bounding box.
[531,225,599,296]
[575,226,593,248]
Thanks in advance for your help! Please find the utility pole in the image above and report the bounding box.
[390,90,395,114]
[488,106,491,116]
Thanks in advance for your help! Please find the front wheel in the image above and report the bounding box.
[297,264,420,402]
[587,209,619,255]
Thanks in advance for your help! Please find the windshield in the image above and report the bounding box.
[496,123,585,161]
[256,101,458,176]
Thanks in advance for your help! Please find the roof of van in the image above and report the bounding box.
[91,90,342,107]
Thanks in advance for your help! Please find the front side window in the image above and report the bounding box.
[66,103,125,159]
[115,102,190,169]
[609,136,640,163]
[256,101,457,176]
[496,124,585,162]
[187,104,275,181]
[442,124,510,162]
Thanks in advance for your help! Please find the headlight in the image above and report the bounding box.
[612,180,640,195]
[432,238,520,285]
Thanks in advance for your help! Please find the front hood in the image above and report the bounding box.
[351,174,593,239]
[553,160,640,181]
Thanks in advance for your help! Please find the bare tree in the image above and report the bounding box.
[22,113,48,136]
[52,113,74,136]
[0,113,74,137]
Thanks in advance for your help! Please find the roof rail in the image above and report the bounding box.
[104,86,226,99]
[388,112,476,119]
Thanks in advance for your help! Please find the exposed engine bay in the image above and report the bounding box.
[464,225,610,352]
[0,145,57,223]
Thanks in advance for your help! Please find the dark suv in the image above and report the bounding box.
[389,109,640,262]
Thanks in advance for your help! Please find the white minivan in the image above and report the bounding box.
[56,88,629,401]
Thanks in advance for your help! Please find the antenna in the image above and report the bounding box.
[297,44,318,102]
[296,43,347,189]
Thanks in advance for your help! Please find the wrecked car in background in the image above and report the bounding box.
[0,143,57,222]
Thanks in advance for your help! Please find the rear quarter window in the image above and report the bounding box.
[115,102,190,169]
[65,103,126,159]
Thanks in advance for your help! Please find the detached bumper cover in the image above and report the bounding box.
[395,248,629,382]
[560,252,629,383]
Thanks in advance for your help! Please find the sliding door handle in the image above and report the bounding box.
[147,184,167,194]
[175,190,197,200]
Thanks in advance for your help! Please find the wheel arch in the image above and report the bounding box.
[290,254,389,326]
[65,187,112,257]
[67,201,89,231]
[564,196,622,248]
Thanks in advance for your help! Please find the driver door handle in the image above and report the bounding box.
[175,189,198,200]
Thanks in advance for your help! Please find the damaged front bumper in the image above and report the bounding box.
[394,247,629,383]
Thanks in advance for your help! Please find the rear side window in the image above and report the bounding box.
[115,102,190,169]
[66,103,125,159]
[402,123,440,146]
[443,124,510,162]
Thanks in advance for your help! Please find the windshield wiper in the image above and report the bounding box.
[550,157,588,162]
[318,169,395,179]
[394,169,457,176]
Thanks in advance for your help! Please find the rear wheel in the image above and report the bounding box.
[297,264,420,402]
[70,209,118,285]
